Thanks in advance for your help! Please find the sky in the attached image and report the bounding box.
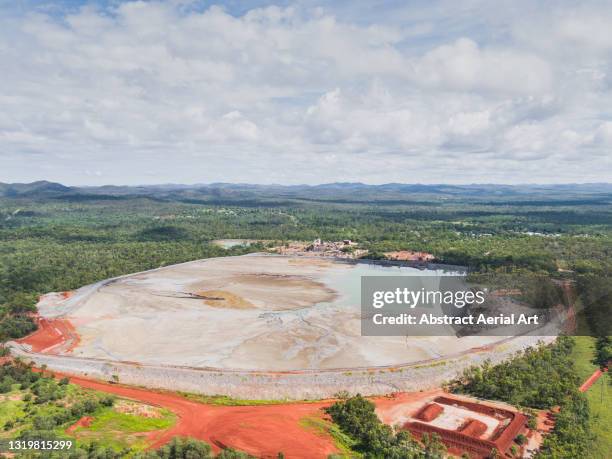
[1,0,611,185]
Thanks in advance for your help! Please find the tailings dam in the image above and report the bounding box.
[11,254,557,399]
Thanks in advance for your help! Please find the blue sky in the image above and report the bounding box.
[1,0,611,185]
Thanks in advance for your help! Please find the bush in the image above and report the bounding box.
[33,414,65,430]
[100,394,115,406]
[527,415,537,430]
[141,437,213,459]
[515,434,527,445]
[216,449,255,458]
[0,380,12,393]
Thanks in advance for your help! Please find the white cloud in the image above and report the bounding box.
[0,1,611,185]
[594,122,612,146]
[446,110,491,136]
[413,38,553,94]
[514,7,612,57]
[204,111,260,142]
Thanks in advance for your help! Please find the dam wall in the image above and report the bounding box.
[9,334,554,400]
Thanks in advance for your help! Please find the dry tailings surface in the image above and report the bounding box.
[33,255,511,371]
[11,255,557,398]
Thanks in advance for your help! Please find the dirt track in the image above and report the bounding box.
[57,372,339,459]
[579,367,608,392]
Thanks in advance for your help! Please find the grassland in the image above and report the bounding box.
[0,372,176,454]
[178,392,316,406]
[299,415,361,458]
[570,336,611,459]
[0,382,88,441]
[69,405,176,452]
[0,393,25,429]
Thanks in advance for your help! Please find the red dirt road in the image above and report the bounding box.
[56,373,339,459]
[579,367,608,393]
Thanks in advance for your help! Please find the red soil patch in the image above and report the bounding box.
[579,366,608,392]
[66,416,93,434]
[374,389,444,422]
[458,418,487,437]
[48,372,339,459]
[536,410,555,433]
[15,317,80,354]
[416,402,443,421]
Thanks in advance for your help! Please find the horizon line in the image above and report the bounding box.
[4,180,612,188]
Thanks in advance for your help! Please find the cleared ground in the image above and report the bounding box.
[57,372,341,458]
[30,254,512,371]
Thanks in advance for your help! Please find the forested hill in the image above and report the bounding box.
[2,181,612,206]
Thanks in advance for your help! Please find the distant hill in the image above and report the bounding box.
[1,181,612,205]
[0,180,73,197]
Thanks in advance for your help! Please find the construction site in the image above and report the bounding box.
[272,239,368,259]
[377,391,535,459]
